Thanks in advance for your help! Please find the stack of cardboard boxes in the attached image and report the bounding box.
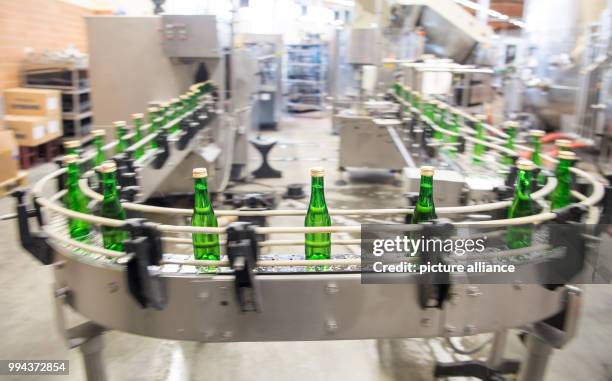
[0,123,20,185]
[3,88,63,147]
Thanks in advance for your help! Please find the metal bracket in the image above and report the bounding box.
[12,190,54,265]
[532,285,582,349]
[597,181,612,229]
[152,130,170,169]
[504,163,519,187]
[226,222,262,312]
[530,204,588,290]
[417,219,454,309]
[123,219,167,310]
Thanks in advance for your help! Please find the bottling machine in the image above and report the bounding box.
[10,74,611,381]
[86,14,256,194]
[334,0,495,174]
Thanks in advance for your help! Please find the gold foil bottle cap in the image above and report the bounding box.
[132,113,144,119]
[556,139,572,148]
[517,159,535,171]
[192,167,208,178]
[113,121,127,128]
[63,154,78,164]
[91,129,106,137]
[505,121,520,129]
[420,166,435,176]
[64,140,80,149]
[529,129,545,137]
[310,167,325,177]
[147,107,159,113]
[558,150,576,161]
[99,161,117,173]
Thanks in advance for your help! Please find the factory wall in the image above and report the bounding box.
[0,0,93,93]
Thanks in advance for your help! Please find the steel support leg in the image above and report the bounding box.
[518,334,554,381]
[486,330,508,369]
[79,333,107,381]
[55,286,108,381]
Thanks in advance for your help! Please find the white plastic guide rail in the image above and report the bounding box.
[30,92,606,267]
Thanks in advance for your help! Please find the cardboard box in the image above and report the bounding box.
[0,129,19,183]
[3,115,63,147]
[4,88,61,116]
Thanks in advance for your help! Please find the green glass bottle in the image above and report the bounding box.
[393,82,402,97]
[179,95,188,114]
[91,129,106,167]
[412,91,420,109]
[421,97,431,116]
[201,81,213,94]
[132,113,145,160]
[188,90,198,110]
[148,106,159,126]
[447,112,460,142]
[99,161,128,251]
[114,121,129,154]
[506,159,535,249]
[63,154,90,241]
[433,103,446,140]
[191,167,220,260]
[473,114,487,163]
[169,98,181,134]
[147,107,159,150]
[550,151,576,210]
[159,102,170,126]
[529,129,546,185]
[305,167,332,260]
[502,121,518,166]
[411,166,438,223]
[64,140,81,156]
[402,86,411,105]
[190,83,201,97]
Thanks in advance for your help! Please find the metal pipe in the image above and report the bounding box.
[518,334,554,381]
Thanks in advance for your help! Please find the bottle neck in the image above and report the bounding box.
[309,176,327,207]
[555,158,573,178]
[102,171,119,200]
[475,121,484,136]
[117,127,126,139]
[94,136,103,151]
[66,162,80,188]
[134,119,143,136]
[505,128,515,147]
[532,137,541,163]
[515,169,532,200]
[418,175,435,204]
[194,177,212,209]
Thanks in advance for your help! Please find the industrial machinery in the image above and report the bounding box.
[240,34,283,130]
[86,14,256,193]
[334,0,495,174]
[9,73,611,381]
[497,0,612,176]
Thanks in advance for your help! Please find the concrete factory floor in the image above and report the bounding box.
[1,114,612,381]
